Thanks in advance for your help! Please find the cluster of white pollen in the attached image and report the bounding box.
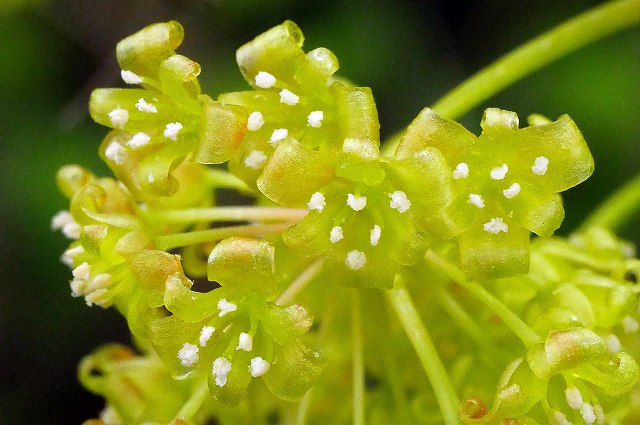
[247,111,265,131]
[307,192,326,212]
[127,132,151,149]
[345,250,367,270]
[163,122,183,141]
[269,128,288,145]
[200,326,216,347]
[370,225,381,246]
[236,332,253,351]
[622,316,639,333]
[51,210,81,240]
[468,193,485,209]
[490,163,509,180]
[552,411,571,425]
[105,141,126,165]
[178,342,199,367]
[249,356,270,377]
[70,262,112,307]
[279,89,299,105]
[503,183,521,199]
[564,386,604,425]
[532,156,549,175]
[61,244,84,267]
[389,191,411,213]
[453,162,469,179]
[121,70,142,85]
[307,110,324,128]
[347,194,367,211]
[244,150,267,170]
[212,357,232,387]
[255,71,276,89]
[605,333,621,354]
[330,226,344,243]
[218,298,238,317]
[135,98,158,113]
[108,107,129,129]
[483,217,508,234]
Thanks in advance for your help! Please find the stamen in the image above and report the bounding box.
[622,316,639,333]
[199,326,215,347]
[307,111,324,128]
[212,357,232,387]
[490,163,508,180]
[565,386,584,409]
[453,162,469,179]
[370,225,381,246]
[247,112,265,131]
[135,98,158,113]
[250,357,270,377]
[218,298,237,317]
[552,411,571,425]
[347,194,367,211]
[468,193,485,208]
[255,71,276,89]
[605,334,621,354]
[345,250,367,270]
[177,343,199,367]
[389,191,411,213]
[279,89,299,105]
[307,192,326,212]
[72,262,91,281]
[164,122,183,141]
[105,141,125,165]
[236,332,253,351]
[483,217,508,234]
[580,403,596,425]
[330,226,344,243]
[244,150,267,170]
[108,107,129,129]
[532,156,549,175]
[269,128,288,145]
[127,132,151,148]
[503,183,521,199]
[121,70,142,85]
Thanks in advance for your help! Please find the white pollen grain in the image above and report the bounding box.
[121,70,142,85]
[490,163,509,180]
[269,128,288,145]
[347,194,367,211]
[51,210,74,231]
[389,191,411,213]
[250,357,270,377]
[236,332,253,351]
[105,141,125,165]
[581,403,596,425]
[247,111,265,131]
[622,316,639,333]
[532,156,549,175]
[244,150,267,170]
[370,224,381,246]
[108,107,129,129]
[605,334,621,354]
[218,298,237,317]
[330,226,344,243]
[345,250,367,270]
[453,162,469,179]
[307,110,324,128]
[468,193,485,208]
[212,357,232,387]
[255,71,276,89]
[199,326,215,347]
[164,122,183,141]
[127,132,151,148]
[72,262,91,281]
[565,386,584,409]
[177,343,199,367]
[552,411,571,425]
[483,217,508,234]
[503,183,521,199]
[135,98,157,113]
[279,89,299,105]
[307,192,326,212]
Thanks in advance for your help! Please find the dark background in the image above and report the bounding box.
[1,0,639,422]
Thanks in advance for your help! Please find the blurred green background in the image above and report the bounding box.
[0,0,638,422]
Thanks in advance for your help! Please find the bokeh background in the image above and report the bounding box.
[0,0,638,422]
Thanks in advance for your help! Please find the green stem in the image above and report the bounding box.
[155,222,294,250]
[580,172,640,232]
[432,0,640,120]
[275,259,325,306]
[352,290,365,425]
[206,168,253,194]
[145,206,307,225]
[385,275,461,425]
[425,251,542,347]
[175,379,209,421]
[294,389,313,425]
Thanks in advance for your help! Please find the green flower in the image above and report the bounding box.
[219,20,380,205]
[89,21,247,196]
[150,237,324,404]
[396,107,594,280]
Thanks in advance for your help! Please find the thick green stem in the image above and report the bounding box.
[352,290,365,425]
[145,206,307,225]
[385,275,461,425]
[154,222,294,250]
[425,251,542,347]
[580,172,640,232]
[294,390,313,425]
[432,0,640,120]
[206,168,253,194]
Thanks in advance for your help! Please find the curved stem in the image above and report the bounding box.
[175,379,209,421]
[385,275,461,425]
[276,259,325,306]
[351,290,365,425]
[294,389,313,425]
[154,222,294,250]
[432,0,640,120]
[579,172,640,233]
[206,168,253,194]
[145,206,307,224]
[425,251,542,347]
